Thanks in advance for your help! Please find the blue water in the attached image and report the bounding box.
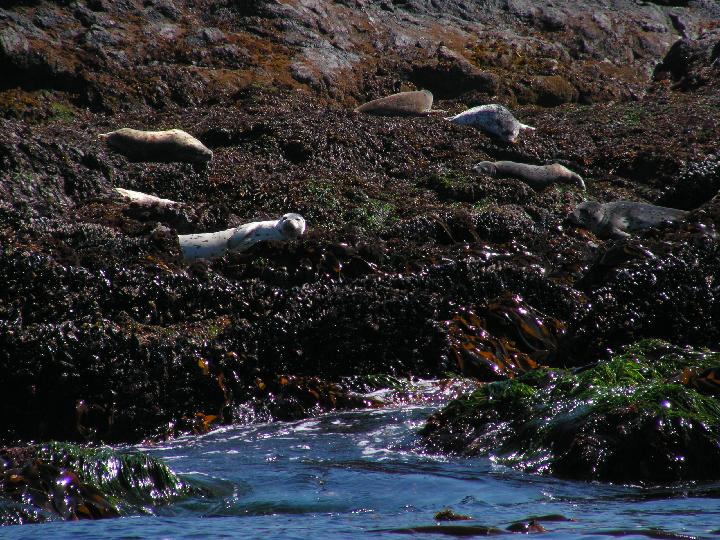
[5,402,720,539]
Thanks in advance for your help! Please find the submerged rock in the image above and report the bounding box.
[421,340,720,482]
[0,442,201,525]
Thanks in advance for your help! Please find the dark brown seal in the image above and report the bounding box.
[567,200,688,238]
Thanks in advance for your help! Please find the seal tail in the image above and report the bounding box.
[519,123,536,132]
[99,132,111,140]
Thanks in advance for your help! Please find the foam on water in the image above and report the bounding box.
[4,404,720,538]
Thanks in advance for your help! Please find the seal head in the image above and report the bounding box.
[567,201,604,230]
[473,161,499,176]
[276,213,306,239]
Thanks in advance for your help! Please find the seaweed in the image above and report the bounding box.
[422,341,720,481]
[0,442,202,525]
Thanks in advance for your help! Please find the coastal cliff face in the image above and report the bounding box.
[1,0,719,448]
[2,0,718,117]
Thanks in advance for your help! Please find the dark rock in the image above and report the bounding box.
[538,7,567,31]
[422,341,720,482]
[562,234,720,363]
[0,27,30,60]
[654,31,720,89]
[73,4,98,26]
[144,0,181,20]
[657,154,720,210]
[0,442,202,525]
[532,75,579,106]
[86,0,107,12]
[0,0,720,447]
[406,46,500,98]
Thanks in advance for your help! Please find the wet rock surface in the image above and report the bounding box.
[0,0,719,463]
[421,340,720,482]
[0,442,201,525]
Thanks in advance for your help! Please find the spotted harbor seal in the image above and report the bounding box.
[178,213,306,260]
[474,161,585,190]
[115,187,179,207]
[354,90,442,116]
[567,201,688,239]
[100,128,213,163]
[445,104,535,143]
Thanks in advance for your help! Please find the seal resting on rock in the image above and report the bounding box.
[114,188,179,207]
[567,201,688,239]
[445,104,535,143]
[100,128,213,163]
[354,90,440,116]
[474,161,585,190]
[178,213,306,260]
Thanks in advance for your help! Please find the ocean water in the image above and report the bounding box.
[4,403,720,539]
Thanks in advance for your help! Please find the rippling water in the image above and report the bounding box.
[5,403,720,539]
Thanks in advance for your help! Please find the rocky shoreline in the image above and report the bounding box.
[2,0,720,523]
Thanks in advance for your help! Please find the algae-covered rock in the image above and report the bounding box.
[421,340,720,482]
[0,442,199,525]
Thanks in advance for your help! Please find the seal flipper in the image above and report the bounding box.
[178,228,236,260]
[571,173,586,191]
[226,226,255,252]
[608,227,631,240]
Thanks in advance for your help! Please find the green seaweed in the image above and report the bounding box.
[1,442,206,525]
[347,198,396,234]
[422,340,720,481]
[49,102,75,121]
[35,442,196,511]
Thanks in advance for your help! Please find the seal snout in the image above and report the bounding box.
[277,213,307,239]
[473,162,498,176]
[572,174,586,191]
[563,211,581,228]
[196,146,214,162]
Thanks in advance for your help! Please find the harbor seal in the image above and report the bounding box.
[114,188,179,207]
[567,201,688,239]
[445,104,535,143]
[100,128,213,163]
[354,90,441,116]
[178,213,306,260]
[474,161,585,190]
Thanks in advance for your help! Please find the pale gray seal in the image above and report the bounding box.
[474,161,585,190]
[567,201,688,239]
[114,188,179,207]
[100,128,213,163]
[354,90,441,116]
[445,104,535,143]
[178,213,306,260]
